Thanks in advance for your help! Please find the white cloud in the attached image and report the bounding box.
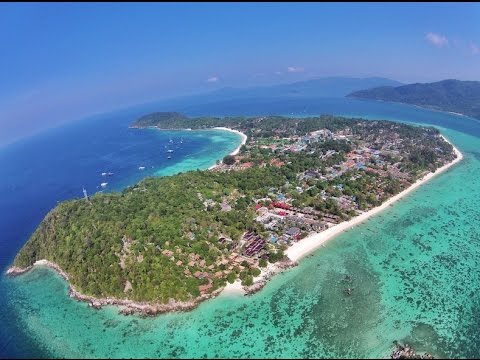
[206,76,219,83]
[425,32,448,48]
[287,66,304,73]
[470,43,480,55]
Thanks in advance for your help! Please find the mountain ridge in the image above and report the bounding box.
[347,79,480,120]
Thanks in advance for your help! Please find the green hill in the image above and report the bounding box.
[347,79,480,120]
[132,112,189,128]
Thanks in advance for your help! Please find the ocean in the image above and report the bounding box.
[1,97,480,358]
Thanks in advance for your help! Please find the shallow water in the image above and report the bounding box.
[1,98,480,358]
[0,106,242,358]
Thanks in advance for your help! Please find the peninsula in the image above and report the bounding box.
[347,79,480,120]
[8,113,461,315]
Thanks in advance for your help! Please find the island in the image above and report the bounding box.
[8,113,462,315]
[347,79,480,120]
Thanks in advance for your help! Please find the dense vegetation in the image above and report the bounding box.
[347,79,480,120]
[133,112,190,128]
[13,114,455,304]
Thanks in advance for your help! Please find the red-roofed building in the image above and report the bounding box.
[272,201,291,210]
[198,283,213,293]
[345,160,355,168]
[194,271,209,279]
[270,158,285,167]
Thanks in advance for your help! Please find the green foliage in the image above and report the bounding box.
[227,272,236,284]
[241,274,254,286]
[348,79,480,120]
[268,249,284,263]
[14,114,454,304]
[134,112,189,127]
[223,155,236,165]
[250,267,261,277]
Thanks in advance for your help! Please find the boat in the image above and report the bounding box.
[169,138,173,143]
[107,172,114,176]
[101,172,107,176]
[100,182,108,188]
[167,156,172,159]
[138,166,146,170]
[180,138,184,144]
[167,149,174,153]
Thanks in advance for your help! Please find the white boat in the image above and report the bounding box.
[167,156,172,159]
[138,166,146,170]
[100,182,108,188]
[107,172,114,176]
[167,149,174,153]
[101,172,107,176]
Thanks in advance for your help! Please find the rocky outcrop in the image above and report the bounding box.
[244,258,298,295]
[7,260,224,317]
[68,285,203,316]
[391,342,434,359]
[6,266,33,276]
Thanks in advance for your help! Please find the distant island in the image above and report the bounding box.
[347,79,480,120]
[8,112,461,315]
[149,77,403,110]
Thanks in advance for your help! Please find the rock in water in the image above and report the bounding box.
[391,342,434,359]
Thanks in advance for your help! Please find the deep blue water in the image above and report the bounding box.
[0,104,242,358]
[1,97,480,358]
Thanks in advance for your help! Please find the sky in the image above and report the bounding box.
[1,2,480,146]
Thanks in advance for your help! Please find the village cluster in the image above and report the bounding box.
[139,119,452,295]
[208,123,445,264]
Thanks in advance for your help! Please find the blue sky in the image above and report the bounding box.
[1,2,480,145]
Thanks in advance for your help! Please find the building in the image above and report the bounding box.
[162,249,174,257]
[199,283,213,293]
[286,227,301,237]
[194,271,209,279]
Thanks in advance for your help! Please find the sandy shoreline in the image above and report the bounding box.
[224,135,463,296]
[134,125,248,171]
[286,134,463,262]
[7,259,225,316]
[7,131,463,308]
[207,127,248,170]
[213,127,248,156]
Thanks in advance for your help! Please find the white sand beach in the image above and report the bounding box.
[222,280,245,295]
[285,135,463,262]
[208,127,248,170]
[224,135,463,296]
[213,127,248,155]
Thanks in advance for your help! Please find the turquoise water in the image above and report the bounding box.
[152,130,238,177]
[2,99,480,358]
[0,108,242,358]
